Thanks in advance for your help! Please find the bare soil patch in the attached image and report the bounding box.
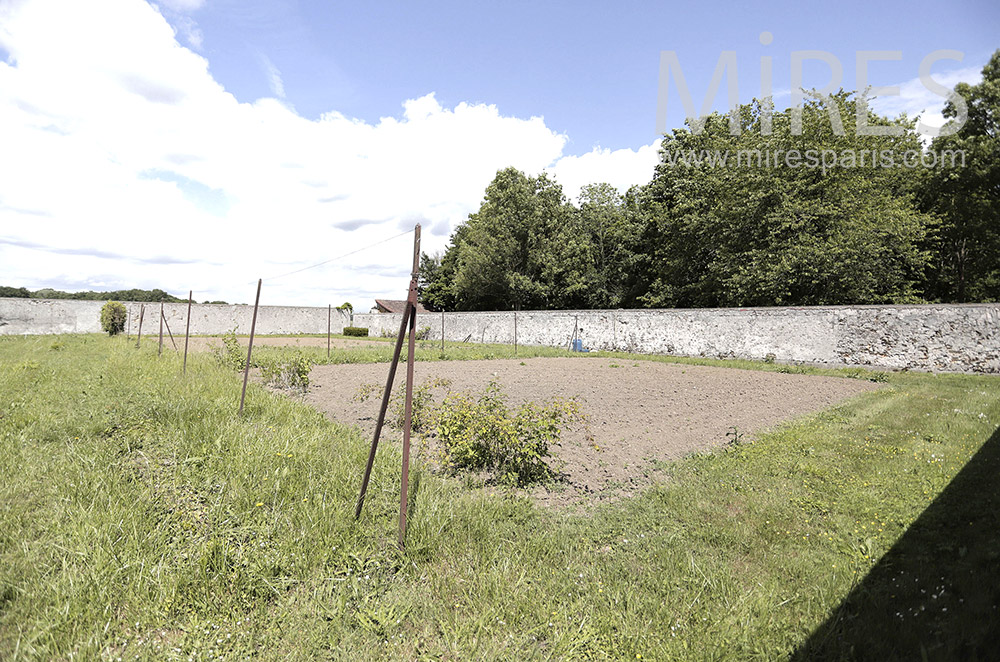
[179,335,383,353]
[303,357,880,506]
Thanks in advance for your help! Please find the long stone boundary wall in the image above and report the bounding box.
[354,305,1000,374]
[2,298,997,373]
[0,298,350,337]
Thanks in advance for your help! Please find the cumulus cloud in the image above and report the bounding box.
[869,64,983,136]
[0,0,657,306]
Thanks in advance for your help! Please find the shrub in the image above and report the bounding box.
[260,352,312,391]
[213,329,246,370]
[435,380,581,486]
[100,301,127,336]
[343,326,369,337]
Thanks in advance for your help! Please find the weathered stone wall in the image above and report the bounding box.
[3,297,996,373]
[0,298,350,336]
[355,305,1000,374]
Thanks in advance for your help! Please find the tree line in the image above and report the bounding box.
[420,50,999,311]
[0,286,227,304]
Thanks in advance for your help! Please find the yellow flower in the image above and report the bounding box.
[256,502,264,507]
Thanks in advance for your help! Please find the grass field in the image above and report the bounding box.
[1,334,998,660]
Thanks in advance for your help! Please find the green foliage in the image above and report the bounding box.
[28,287,185,302]
[420,168,607,311]
[921,49,1000,302]
[640,92,931,307]
[343,326,369,337]
[213,328,246,370]
[259,352,311,390]
[353,378,451,432]
[99,301,126,336]
[435,380,582,485]
[336,301,354,312]
[0,286,30,298]
[424,84,998,309]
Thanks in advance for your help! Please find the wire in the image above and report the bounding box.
[256,228,413,283]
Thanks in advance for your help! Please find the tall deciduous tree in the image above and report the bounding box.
[922,49,1000,302]
[640,92,932,307]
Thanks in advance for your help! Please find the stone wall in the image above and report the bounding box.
[0,298,350,336]
[354,304,1000,374]
[2,297,996,373]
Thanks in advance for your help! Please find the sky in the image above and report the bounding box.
[0,0,997,307]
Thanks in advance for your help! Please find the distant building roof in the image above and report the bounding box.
[374,299,428,314]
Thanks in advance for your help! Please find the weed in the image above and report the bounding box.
[435,380,582,486]
[213,328,246,370]
[259,352,312,391]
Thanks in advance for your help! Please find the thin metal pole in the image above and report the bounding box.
[441,308,445,351]
[239,279,262,415]
[399,224,420,549]
[158,303,164,356]
[327,304,331,359]
[514,309,518,356]
[163,311,178,350]
[355,303,412,519]
[355,224,422,525]
[136,304,145,348]
[183,291,192,374]
[126,306,131,341]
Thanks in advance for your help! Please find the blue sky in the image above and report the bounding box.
[0,0,996,306]
[187,0,1000,152]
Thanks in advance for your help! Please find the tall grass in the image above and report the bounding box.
[1,334,997,660]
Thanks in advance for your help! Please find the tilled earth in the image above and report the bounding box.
[301,357,880,506]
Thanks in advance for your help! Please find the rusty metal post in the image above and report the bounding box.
[354,224,422,532]
[158,303,164,356]
[136,304,145,348]
[398,224,421,548]
[354,302,412,519]
[163,311,178,350]
[239,279,262,415]
[183,291,192,374]
[441,308,445,352]
[327,304,332,359]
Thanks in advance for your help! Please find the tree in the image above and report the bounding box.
[436,167,595,311]
[0,286,30,298]
[639,91,932,307]
[921,49,1000,302]
[100,301,127,336]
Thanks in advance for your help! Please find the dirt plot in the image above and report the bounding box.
[303,357,880,505]
[179,336,384,352]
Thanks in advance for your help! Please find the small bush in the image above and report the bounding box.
[260,352,312,391]
[100,301,127,336]
[213,329,246,370]
[415,326,431,340]
[343,326,369,337]
[435,380,581,486]
[353,378,451,432]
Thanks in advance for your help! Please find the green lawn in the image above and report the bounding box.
[1,334,997,660]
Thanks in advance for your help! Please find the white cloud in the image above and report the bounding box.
[0,0,656,307]
[260,55,285,99]
[548,143,661,202]
[869,64,983,136]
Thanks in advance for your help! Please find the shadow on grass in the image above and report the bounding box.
[791,426,1000,661]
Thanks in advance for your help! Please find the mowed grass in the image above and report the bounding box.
[1,335,998,660]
